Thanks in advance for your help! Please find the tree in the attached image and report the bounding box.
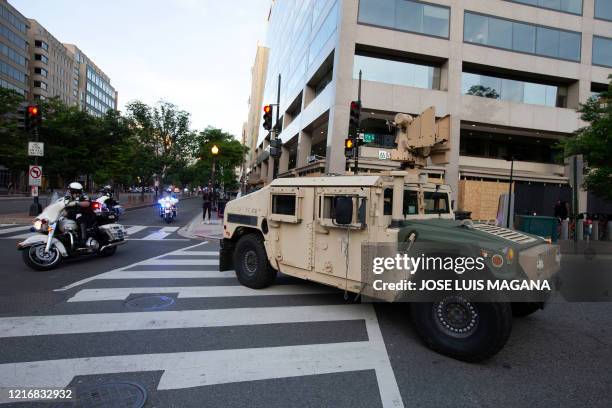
[560,76,612,201]
[191,127,247,190]
[0,88,27,190]
[467,85,500,99]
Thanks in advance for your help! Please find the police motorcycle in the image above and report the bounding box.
[17,183,127,271]
[95,185,124,220]
[158,189,178,224]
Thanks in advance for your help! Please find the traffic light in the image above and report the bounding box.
[263,105,273,130]
[269,138,282,158]
[349,100,361,129]
[27,105,41,130]
[344,138,355,158]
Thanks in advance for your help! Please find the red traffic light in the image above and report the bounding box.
[263,105,272,114]
[27,105,39,116]
[350,101,361,111]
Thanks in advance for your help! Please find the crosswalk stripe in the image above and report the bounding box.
[171,251,217,256]
[55,242,209,291]
[140,227,176,240]
[125,225,148,235]
[139,259,218,266]
[68,284,334,302]
[0,304,372,338]
[0,225,31,234]
[89,269,235,280]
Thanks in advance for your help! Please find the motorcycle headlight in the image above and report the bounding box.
[33,219,47,232]
[165,203,171,208]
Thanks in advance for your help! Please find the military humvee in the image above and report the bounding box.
[220,108,560,361]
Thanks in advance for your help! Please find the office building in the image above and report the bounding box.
[0,0,28,97]
[245,0,612,219]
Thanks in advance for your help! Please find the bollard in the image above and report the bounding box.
[576,220,583,241]
[561,219,569,240]
[592,221,599,241]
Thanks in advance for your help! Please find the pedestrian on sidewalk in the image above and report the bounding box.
[202,183,213,224]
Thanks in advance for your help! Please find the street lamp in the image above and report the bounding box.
[211,144,219,207]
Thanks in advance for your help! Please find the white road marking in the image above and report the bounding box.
[7,232,36,239]
[170,251,217,256]
[138,259,218,266]
[85,269,235,280]
[125,225,148,235]
[55,242,209,291]
[0,305,404,408]
[0,304,371,338]
[140,226,179,240]
[68,284,333,302]
[0,225,31,234]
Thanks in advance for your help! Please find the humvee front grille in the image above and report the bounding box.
[471,223,538,244]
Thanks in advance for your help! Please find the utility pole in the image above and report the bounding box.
[354,70,362,175]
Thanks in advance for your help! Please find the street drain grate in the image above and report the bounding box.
[54,381,147,408]
[124,295,175,311]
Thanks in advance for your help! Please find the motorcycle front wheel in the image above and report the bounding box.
[22,244,62,271]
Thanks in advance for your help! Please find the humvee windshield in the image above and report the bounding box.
[384,188,450,216]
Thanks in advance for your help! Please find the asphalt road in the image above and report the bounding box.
[0,199,610,407]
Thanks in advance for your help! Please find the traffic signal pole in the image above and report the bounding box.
[272,74,281,180]
[28,106,42,216]
[353,70,362,175]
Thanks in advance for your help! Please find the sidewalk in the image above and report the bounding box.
[179,213,223,241]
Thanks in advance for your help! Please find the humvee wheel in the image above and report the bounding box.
[511,302,543,317]
[234,234,277,289]
[410,298,513,362]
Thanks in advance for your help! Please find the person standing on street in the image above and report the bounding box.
[202,183,213,224]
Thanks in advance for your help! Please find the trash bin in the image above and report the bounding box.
[515,215,558,242]
[455,210,472,220]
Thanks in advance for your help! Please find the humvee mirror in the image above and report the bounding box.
[334,196,353,225]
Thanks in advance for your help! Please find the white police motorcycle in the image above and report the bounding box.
[17,197,127,271]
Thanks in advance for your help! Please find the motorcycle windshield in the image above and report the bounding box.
[38,201,65,223]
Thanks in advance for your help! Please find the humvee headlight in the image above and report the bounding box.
[504,247,514,264]
[480,249,489,258]
[491,254,504,268]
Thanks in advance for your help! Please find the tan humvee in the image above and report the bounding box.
[219,108,560,362]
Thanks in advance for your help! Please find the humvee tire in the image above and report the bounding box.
[511,302,543,317]
[410,299,513,362]
[234,233,277,289]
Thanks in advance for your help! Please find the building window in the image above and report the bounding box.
[308,1,338,65]
[464,12,581,62]
[504,0,582,15]
[595,0,612,21]
[460,130,559,163]
[592,36,612,68]
[34,67,48,77]
[462,72,567,107]
[34,40,49,50]
[353,54,441,89]
[33,80,47,90]
[358,0,450,38]
[34,54,49,64]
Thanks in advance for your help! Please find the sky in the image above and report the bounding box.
[11,0,271,139]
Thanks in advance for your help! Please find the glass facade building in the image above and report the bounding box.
[248,0,611,218]
[0,0,28,96]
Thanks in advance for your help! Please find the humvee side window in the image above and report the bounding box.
[424,191,449,214]
[272,194,296,216]
[383,189,418,216]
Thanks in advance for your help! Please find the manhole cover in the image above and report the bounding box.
[54,381,147,408]
[124,295,175,311]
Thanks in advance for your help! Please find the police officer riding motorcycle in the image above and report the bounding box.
[17,182,127,271]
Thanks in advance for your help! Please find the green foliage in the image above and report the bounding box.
[560,76,612,201]
[0,88,28,186]
[0,90,244,191]
[467,85,500,99]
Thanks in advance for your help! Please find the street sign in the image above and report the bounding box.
[31,185,39,197]
[28,142,44,157]
[378,150,391,160]
[29,165,42,186]
[363,133,375,143]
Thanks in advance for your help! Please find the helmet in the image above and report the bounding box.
[166,188,172,193]
[69,182,83,194]
[104,185,112,192]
